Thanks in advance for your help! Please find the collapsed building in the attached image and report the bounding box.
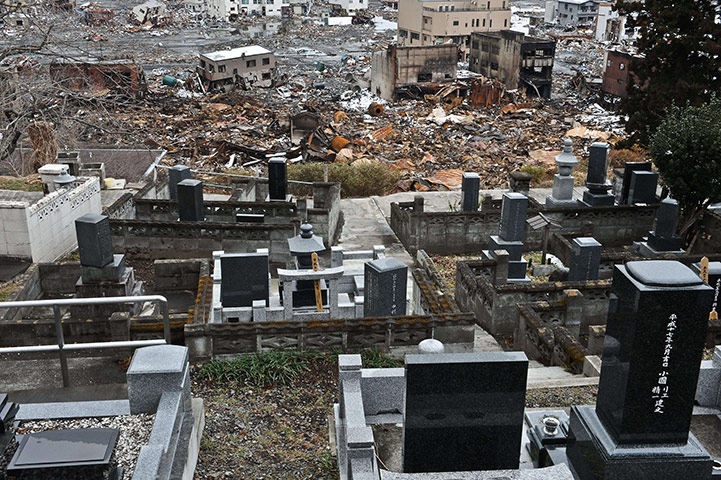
[370,44,457,100]
[469,30,556,99]
[198,45,276,90]
[49,59,147,96]
[397,0,511,59]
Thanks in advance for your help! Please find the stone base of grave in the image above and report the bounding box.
[71,267,145,319]
[80,254,126,283]
[567,405,712,480]
[580,190,615,207]
[488,236,524,259]
[265,194,293,203]
[635,241,686,259]
[647,232,683,252]
[546,196,581,208]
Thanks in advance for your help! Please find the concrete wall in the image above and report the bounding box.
[469,31,523,88]
[370,45,397,100]
[0,177,101,262]
[371,45,457,100]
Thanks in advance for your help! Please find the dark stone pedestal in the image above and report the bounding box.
[71,267,144,318]
[581,190,615,206]
[79,254,126,283]
[567,405,712,480]
[488,235,523,259]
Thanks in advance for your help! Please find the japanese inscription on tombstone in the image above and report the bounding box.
[364,257,407,317]
[75,213,114,268]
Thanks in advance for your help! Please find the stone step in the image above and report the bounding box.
[0,400,19,433]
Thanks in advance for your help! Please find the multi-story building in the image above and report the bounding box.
[551,0,598,26]
[207,0,284,18]
[601,48,641,98]
[198,45,276,89]
[469,30,555,99]
[328,0,368,16]
[397,0,511,59]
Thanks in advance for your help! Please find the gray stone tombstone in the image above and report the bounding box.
[220,252,270,308]
[567,237,602,282]
[499,192,528,242]
[75,213,114,268]
[546,138,580,208]
[461,172,480,212]
[268,158,288,201]
[582,142,615,206]
[402,352,528,473]
[364,257,407,317]
[168,165,191,201]
[628,170,659,205]
[647,198,682,251]
[567,260,714,480]
[177,179,204,222]
[621,161,652,204]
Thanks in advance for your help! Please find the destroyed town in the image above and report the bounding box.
[0,0,720,478]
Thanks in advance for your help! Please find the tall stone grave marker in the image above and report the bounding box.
[268,158,289,202]
[168,165,191,201]
[75,213,114,268]
[628,170,659,205]
[402,352,528,473]
[581,142,615,206]
[177,179,204,222]
[364,257,407,317]
[637,198,684,257]
[546,138,580,208]
[485,192,529,282]
[567,260,714,480]
[567,237,602,282]
[220,252,270,308]
[461,172,480,211]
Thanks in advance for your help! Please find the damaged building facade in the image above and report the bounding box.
[469,30,555,99]
[601,48,641,98]
[545,0,598,26]
[397,0,511,59]
[370,44,457,101]
[198,45,276,89]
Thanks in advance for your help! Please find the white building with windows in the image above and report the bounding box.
[207,0,284,18]
[198,45,276,88]
[545,0,598,26]
[328,0,368,16]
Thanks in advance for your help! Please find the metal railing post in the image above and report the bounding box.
[53,304,70,388]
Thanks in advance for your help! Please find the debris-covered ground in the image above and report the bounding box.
[0,0,626,193]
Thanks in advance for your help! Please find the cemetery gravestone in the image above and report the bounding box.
[487,192,529,282]
[220,252,270,308]
[567,237,602,282]
[628,170,659,205]
[546,138,580,208]
[402,352,528,473]
[621,161,651,204]
[75,213,114,268]
[647,198,682,251]
[461,172,480,212]
[177,179,204,222]
[582,142,614,206]
[268,158,288,201]
[364,257,407,317]
[168,165,191,201]
[567,260,714,480]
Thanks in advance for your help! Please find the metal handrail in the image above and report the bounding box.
[0,295,170,387]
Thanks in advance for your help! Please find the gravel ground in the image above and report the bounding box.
[526,386,598,408]
[8,414,155,480]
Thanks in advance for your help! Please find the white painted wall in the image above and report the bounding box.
[0,177,102,263]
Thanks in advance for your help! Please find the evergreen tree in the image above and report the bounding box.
[649,96,721,244]
[616,0,721,145]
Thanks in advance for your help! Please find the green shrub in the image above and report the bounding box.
[288,162,401,198]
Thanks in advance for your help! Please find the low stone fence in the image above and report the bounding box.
[183,313,475,362]
[455,259,611,339]
[390,197,657,254]
[110,219,298,263]
[134,199,297,223]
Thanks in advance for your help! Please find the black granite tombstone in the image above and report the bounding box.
[582,142,614,206]
[647,198,682,251]
[364,257,407,317]
[627,170,658,205]
[75,213,114,268]
[6,428,119,479]
[621,161,651,204]
[567,260,714,480]
[177,179,204,222]
[168,165,191,201]
[402,352,528,473]
[567,237,602,282]
[268,158,287,201]
[499,192,528,242]
[220,253,270,308]
[461,172,480,212]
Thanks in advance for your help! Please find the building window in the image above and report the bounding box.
[209,64,214,72]
[619,63,625,70]
[450,4,454,10]
[472,40,479,49]
[247,59,256,67]
[263,57,270,65]
[411,32,420,40]
[453,20,459,26]
[200,60,206,68]
[482,18,486,26]
[399,29,408,37]
[418,73,432,82]
[262,72,271,79]
[489,19,492,27]
[502,0,505,7]
[504,19,507,27]
[218,64,226,73]
[607,59,612,67]
[423,35,428,41]
[491,62,498,70]
[487,1,490,8]
[233,68,238,75]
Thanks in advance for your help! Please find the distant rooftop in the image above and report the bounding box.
[201,46,272,61]
[557,0,596,4]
